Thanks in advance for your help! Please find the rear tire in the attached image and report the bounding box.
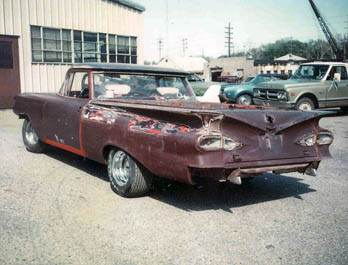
[295,97,315,111]
[108,149,152,197]
[236,94,253,105]
[22,119,46,153]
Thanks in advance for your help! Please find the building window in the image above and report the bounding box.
[31,26,137,64]
[288,70,293,75]
[274,70,278,74]
[281,70,285,74]
[266,70,271,74]
[260,70,264,74]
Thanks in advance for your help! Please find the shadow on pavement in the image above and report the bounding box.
[149,173,316,212]
[45,145,109,182]
[44,145,316,212]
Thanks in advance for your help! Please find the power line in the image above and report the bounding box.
[225,22,234,57]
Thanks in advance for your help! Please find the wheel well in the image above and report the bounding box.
[103,145,119,162]
[297,93,319,108]
[18,113,29,120]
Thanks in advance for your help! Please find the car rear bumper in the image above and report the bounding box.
[253,98,295,108]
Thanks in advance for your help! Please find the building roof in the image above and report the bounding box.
[157,56,208,73]
[275,53,307,61]
[71,63,189,75]
[108,0,145,12]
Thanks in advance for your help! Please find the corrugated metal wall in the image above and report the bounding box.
[0,0,143,93]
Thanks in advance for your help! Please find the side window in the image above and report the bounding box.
[327,66,347,81]
[66,72,89,98]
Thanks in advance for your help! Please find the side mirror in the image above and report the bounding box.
[334,73,341,82]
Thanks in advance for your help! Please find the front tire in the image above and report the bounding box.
[236,94,253,105]
[295,97,315,111]
[22,119,46,153]
[108,149,152,197]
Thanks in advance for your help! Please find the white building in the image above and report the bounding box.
[158,56,207,76]
[0,0,145,108]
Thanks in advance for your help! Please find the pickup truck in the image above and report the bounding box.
[253,62,348,111]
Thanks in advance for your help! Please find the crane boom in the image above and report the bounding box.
[308,0,343,60]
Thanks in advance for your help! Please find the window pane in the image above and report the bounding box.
[108,34,115,44]
[44,39,61,50]
[131,46,137,56]
[74,31,82,41]
[109,55,116,63]
[84,53,98,62]
[74,42,82,51]
[62,29,71,41]
[117,55,130,64]
[32,50,42,63]
[63,40,71,51]
[75,52,82,63]
[43,28,60,40]
[84,42,97,52]
[31,38,42,50]
[44,51,62,62]
[101,54,107,62]
[31,26,41,38]
[117,36,129,54]
[131,37,137,46]
[109,44,116,54]
[131,56,137,64]
[63,52,72,63]
[0,41,13,68]
[84,32,97,43]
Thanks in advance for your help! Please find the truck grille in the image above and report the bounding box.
[257,89,282,101]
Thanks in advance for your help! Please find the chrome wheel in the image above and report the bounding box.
[111,151,130,187]
[25,121,39,145]
[236,95,252,105]
[298,102,313,111]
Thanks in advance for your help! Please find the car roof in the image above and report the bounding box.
[71,63,189,75]
[301,61,348,66]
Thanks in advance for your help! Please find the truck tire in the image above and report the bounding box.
[236,94,253,105]
[22,119,46,153]
[295,97,315,111]
[108,149,153,197]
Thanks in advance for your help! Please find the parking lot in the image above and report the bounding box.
[0,109,347,265]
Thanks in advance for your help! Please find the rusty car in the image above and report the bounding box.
[13,64,333,197]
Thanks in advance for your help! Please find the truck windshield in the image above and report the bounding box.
[291,65,329,80]
[93,73,196,101]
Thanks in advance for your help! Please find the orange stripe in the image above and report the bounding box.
[45,139,87,157]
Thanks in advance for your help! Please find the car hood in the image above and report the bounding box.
[91,99,329,133]
[257,79,321,90]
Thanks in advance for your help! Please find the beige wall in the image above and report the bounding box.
[256,63,301,75]
[204,57,258,82]
[0,0,143,93]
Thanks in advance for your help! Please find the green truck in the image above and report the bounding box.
[253,62,348,111]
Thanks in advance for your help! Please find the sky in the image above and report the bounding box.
[136,0,348,61]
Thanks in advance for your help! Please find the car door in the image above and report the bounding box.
[44,70,90,154]
[325,66,348,107]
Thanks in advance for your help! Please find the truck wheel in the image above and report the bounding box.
[108,149,153,197]
[22,119,46,153]
[295,97,315,111]
[236,94,253,105]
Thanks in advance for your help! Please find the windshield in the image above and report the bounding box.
[93,73,196,101]
[291,65,329,80]
[252,75,273,84]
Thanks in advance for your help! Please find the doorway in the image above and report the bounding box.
[0,35,20,109]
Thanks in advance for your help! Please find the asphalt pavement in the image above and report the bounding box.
[0,109,347,265]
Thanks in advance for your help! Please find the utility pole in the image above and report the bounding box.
[158,38,163,62]
[182,38,188,56]
[225,22,233,57]
[345,14,348,60]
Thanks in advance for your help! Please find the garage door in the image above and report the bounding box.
[0,35,20,109]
